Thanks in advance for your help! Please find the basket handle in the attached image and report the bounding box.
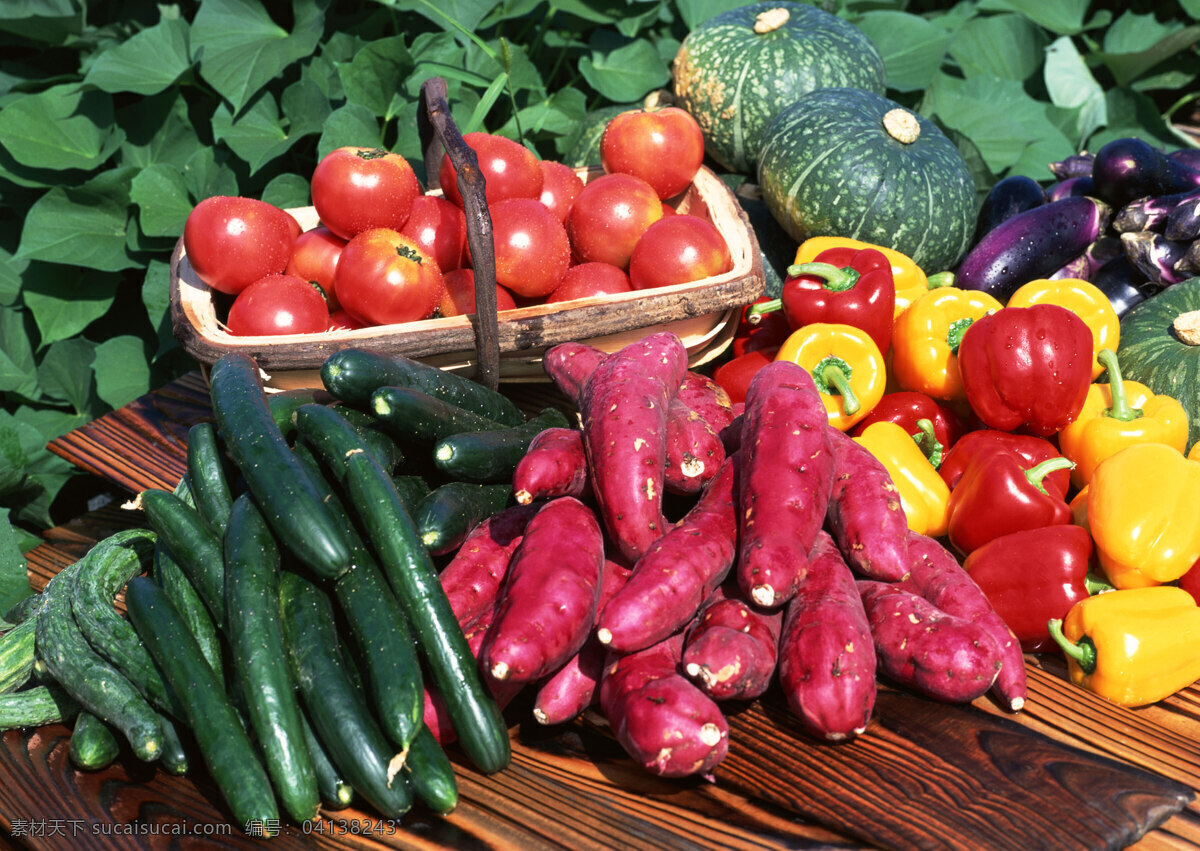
[419,77,501,391]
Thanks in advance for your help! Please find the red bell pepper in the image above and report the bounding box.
[848,390,969,451]
[946,453,1076,555]
[938,430,1071,498]
[962,525,1103,653]
[713,348,773,405]
[1177,555,1200,606]
[957,304,1093,437]
[747,246,895,355]
[732,296,790,358]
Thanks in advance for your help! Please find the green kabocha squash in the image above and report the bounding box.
[757,87,977,273]
[672,2,885,174]
[1117,277,1200,452]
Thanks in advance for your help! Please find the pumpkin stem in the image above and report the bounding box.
[883,108,921,144]
[1174,310,1200,346]
[753,8,789,34]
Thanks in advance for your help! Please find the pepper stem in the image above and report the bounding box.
[744,299,782,326]
[927,271,955,289]
[1084,572,1115,595]
[784,261,862,293]
[1024,456,1075,495]
[813,356,859,416]
[1047,618,1097,675]
[910,418,944,469]
[1097,348,1142,423]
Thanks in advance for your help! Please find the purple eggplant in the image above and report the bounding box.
[1177,241,1200,278]
[1047,176,1095,203]
[1048,253,1091,281]
[1091,137,1200,207]
[1049,152,1094,180]
[1167,149,1200,172]
[956,196,1111,300]
[1084,236,1124,276]
[1091,255,1153,317]
[1115,186,1200,234]
[1121,231,1191,286]
[975,174,1046,239]
[1165,192,1200,242]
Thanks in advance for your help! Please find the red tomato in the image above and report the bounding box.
[539,160,585,222]
[226,274,329,336]
[438,268,518,317]
[713,349,776,405]
[310,146,421,240]
[285,225,346,311]
[547,262,631,304]
[328,309,367,331]
[600,107,705,200]
[183,196,296,295]
[482,198,570,299]
[438,132,543,208]
[335,228,445,326]
[627,214,732,290]
[400,195,467,272]
[566,173,663,269]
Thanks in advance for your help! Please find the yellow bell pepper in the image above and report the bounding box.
[890,287,1003,402]
[775,323,886,431]
[1086,442,1200,589]
[793,236,928,317]
[1057,348,1189,489]
[1007,278,1119,380]
[1189,442,1200,463]
[1048,586,1200,707]
[852,420,950,537]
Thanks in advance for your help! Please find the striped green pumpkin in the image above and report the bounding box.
[1117,277,1200,452]
[672,2,885,175]
[757,87,977,273]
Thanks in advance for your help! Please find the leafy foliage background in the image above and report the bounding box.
[0,0,1196,609]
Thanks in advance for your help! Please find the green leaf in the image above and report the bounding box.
[17,185,137,272]
[0,306,38,398]
[22,265,120,347]
[673,0,747,30]
[380,0,499,37]
[948,13,1047,81]
[975,0,1093,35]
[858,11,953,93]
[1044,36,1107,146]
[0,509,32,617]
[578,39,668,103]
[0,244,28,306]
[141,259,176,362]
[282,74,333,140]
[94,335,151,409]
[0,84,125,171]
[83,16,192,96]
[317,103,381,160]
[0,424,25,497]
[182,147,240,202]
[131,163,192,237]
[1087,87,1183,150]
[1094,22,1200,87]
[337,34,414,119]
[212,91,300,175]
[37,337,96,412]
[262,173,311,209]
[117,91,205,171]
[1182,0,1200,20]
[192,0,329,115]
[497,87,588,139]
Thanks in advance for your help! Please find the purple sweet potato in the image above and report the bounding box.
[824,426,910,581]
[663,397,726,495]
[737,360,835,608]
[595,455,738,653]
[579,332,688,563]
[513,427,589,505]
[482,496,606,683]
[543,340,607,404]
[598,633,729,778]
[902,531,1028,712]
[677,372,736,433]
[777,531,876,741]
[682,589,782,702]
[857,579,1002,704]
[439,503,539,624]
[532,559,632,726]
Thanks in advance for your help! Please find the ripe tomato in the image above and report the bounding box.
[438,132,543,208]
[438,268,518,317]
[566,173,663,269]
[327,309,367,331]
[226,274,329,336]
[400,195,467,273]
[539,160,585,222]
[481,198,570,299]
[335,228,445,326]
[310,146,421,240]
[628,214,732,290]
[285,225,346,311]
[600,107,705,200]
[714,349,775,405]
[547,262,631,304]
[183,196,296,295]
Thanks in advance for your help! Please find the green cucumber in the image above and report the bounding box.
[279,571,413,819]
[371,385,509,445]
[157,712,190,775]
[0,616,39,695]
[300,712,354,810]
[152,543,224,681]
[224,493,321,823]
[209,352,352,581]
[433,407,571,482]
[186,421,235,536]
[333,405,406,470]
[391,475,432,514]
[404,724,459,814]
[69,711,121,771]
[342,452,511,774]
[265,387,325,439]
[293,403,401,483]
[0,684,78,730]
[415,481,514,555]
[125,575,279,833]
[322,347,524,426]
[139,489,225,628]
[3,593,44,626]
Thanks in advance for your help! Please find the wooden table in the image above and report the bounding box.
[6,372,1200,849]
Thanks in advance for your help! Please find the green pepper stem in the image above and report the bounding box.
[744,299,782,326]
[1047,618,1097,675]
[1097,348,1142,423]
[785,261,861,293]
[927,271,955,289]
[910,418,944,469]
[1024,456,1075,495]
[1084,572,1115,595]
[817,360,860,415]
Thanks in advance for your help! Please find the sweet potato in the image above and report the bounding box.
[532,560,632,726]
[438,504,539,624]
[595,455,738,653]
[482,496,606,682]
[663,397,726,495]
[902,531,1028,711]
[737,360,835,608]
[543,341,607,404]
[777,531,876,741]
[682,588,782,702]
[598,633,729,778]
[824,427,910,582]
[677,372,737,433]
[857,579,1002,704]
[512,427,589,505]
[579,332,688,562]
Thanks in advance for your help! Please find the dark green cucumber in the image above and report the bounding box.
[391,475,432,514]
[265,387,325,438]
[0,616,39,694]
[293,403,400,483]
[404,724,458,814]
[209,352,352,581]
[279,571,413,818]
[157,712,190,775]
[433,407,571,482]
[322,347,524,426]
[342,452,511,774]
[300,711,354,810]
[224,493,320,824]
[69,711,121,771]
[371,385,509,445]
[35,561,162,761]
[125,575,279,833]
[3,592,44,626]
[333,405,406,470]
[139,489,225,628]
[186,421,235,536]
[152,543,224,681]
[0,684,78,730]
[415,481,514,555]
